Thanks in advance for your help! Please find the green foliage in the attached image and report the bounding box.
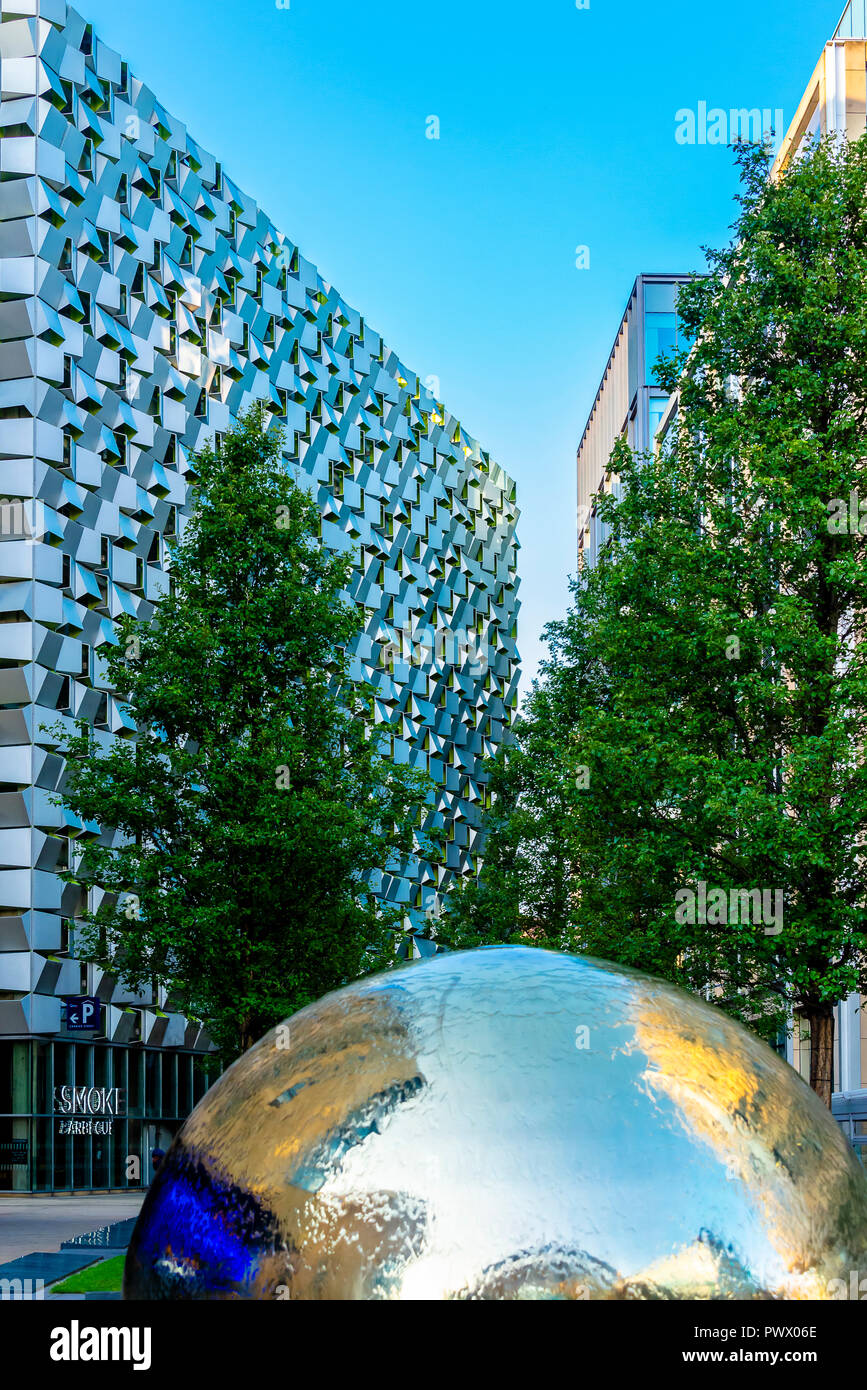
[447,138,867,1086]
[55,407,432,1058]
[442,728,582,956]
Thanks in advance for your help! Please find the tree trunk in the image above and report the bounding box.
[803,1005,835,1108]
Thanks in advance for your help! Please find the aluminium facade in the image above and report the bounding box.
[0,0,520,1190]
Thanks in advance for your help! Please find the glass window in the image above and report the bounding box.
[73,1130,89,1188]
[0,1042,14,1113]
[769,1028,787,1059]
[34,1042,51,1114]
[114,1049,128,1114]
[0,1041,30,1114]
[645,313,677,385]
[94,1045,109,1091]
[127,1119,143,1187]
[92,1130,110,1189]
[643,282,677,314]
[54,1125,72,1191]
[145,1051,160,1118]
[648,396,668,447]
[792,1017,810,1083]
[194,1058,213,1104]
[162,1053,176,1117]
[178,1054,192,1116]
[34,1118,52,1191]
[678,321,695,358]
[128,1050,143,1116]
[74,1043,91,1089]
[54,1042,72,1090]
[835,1,867,39]
[0,1116,30,1191]
[112,1120,130,1187]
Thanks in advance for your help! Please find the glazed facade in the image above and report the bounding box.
[575,273,694,574]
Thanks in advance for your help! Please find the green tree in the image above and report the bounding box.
[448,137,867,1104]
[442,717,581,955]
[56,407,432,1059]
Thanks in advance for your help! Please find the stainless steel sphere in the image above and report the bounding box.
[124,946,867,1299]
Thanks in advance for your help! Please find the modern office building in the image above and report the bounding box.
[575,2,867,1160]
[0,0,520,1190]
[776,0,867,160]
[575,274,694,573]
[771,0,867,1155]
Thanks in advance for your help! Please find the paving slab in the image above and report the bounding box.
[0,1194,143,1262]
[61,1217,139,1251]
[0,1249,106,1288]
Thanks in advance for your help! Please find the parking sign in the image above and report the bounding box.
[65,996,101,1032]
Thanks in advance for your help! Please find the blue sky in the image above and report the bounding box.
[78,0,841,688]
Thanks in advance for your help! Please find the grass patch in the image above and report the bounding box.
[53,1254,126,1294]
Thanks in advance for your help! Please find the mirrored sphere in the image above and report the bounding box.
[124,946,867,1299]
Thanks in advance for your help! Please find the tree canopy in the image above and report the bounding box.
[446,137,867,1103]
[57,407,432,1058]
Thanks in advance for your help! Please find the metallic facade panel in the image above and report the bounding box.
[0,0,520,1045]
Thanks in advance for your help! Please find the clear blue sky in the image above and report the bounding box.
[77,0,840,687]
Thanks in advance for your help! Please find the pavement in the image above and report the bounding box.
[0,1248,118,1298]
[0,1201,144,1301]
[0,1194,144,1263]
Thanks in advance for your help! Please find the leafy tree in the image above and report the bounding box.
[447,137,867,1104]
[56,407,432,1059]
[442,713,581,955]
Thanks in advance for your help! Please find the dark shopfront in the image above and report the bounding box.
[0,1039,215,1192]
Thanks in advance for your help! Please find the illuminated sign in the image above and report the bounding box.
[53,1085,124,1135]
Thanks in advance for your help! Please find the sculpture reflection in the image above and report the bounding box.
[124,947,867,1299]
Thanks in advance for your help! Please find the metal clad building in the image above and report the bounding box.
[0,0,520,1190]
